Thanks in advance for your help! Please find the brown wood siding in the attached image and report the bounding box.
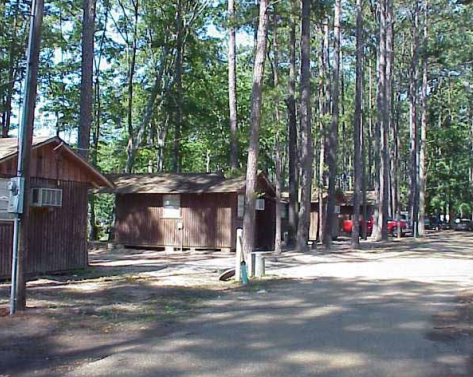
[225,193,276,250]
[231,193,241,249]
[0,221,13,278]
[0,143,95,183]
[115,176,278,252]
[255,198,276,250]
[0,178,88,278]
[309,203,346,240]
[340,205,374,218]
[116,193,234,249]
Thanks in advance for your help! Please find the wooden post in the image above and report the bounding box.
[235,228,242,282]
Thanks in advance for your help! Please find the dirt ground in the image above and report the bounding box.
[0,246,268,376]
[0,231,472,376]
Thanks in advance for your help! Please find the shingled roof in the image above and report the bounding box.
[310,190,376,205]
[0,136,51,162]
[0,136,113,188]
[102,172,274,195]
[104,173,244,194]
[343,190,377,205]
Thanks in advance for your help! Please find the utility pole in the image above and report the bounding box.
[10,0,44,315]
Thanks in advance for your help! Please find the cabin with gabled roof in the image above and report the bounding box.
[103,172,277,252]
[309,190,376,240]
[0,136,112,278]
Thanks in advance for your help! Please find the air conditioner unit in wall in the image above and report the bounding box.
[31,188,63,208]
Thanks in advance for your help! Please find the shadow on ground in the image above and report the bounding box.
[0,278,472,377]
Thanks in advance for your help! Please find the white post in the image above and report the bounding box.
[235,228,243,282]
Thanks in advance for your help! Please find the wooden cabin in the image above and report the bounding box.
[309,190,376,240]
[340,191,376,217]
[0,136,112,278]
[309,191,345,241]
[105,172,277,251]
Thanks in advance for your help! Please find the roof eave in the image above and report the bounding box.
[0,136,113,188]
[57,142,113,188]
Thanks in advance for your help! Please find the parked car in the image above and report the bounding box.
[453,219,473,231]
[437,220,450,230]
[342,218,374,236]
[343,217,406,237]
[424,217,441,231]
[387,218,408,237]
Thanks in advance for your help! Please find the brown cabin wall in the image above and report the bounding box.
[116,191,277,251]
[0,178,89,278]
[309,202,375,240]
[0,221,13,278]
[255,197,276,250]
[116,193,235,249]
[309,202,342,241]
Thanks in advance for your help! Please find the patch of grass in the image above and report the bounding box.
[234,276,283,292]
[163,304,178,316]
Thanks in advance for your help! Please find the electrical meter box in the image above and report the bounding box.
[7,177,25,214]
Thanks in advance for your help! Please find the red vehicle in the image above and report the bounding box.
[387,218,407,237]
[343,217,407,237]
[342,218,374,235]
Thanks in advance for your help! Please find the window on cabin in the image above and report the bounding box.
[163,194,181,218]
[0,178,14,221]
[237,194,245,218]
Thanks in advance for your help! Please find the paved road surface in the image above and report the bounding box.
[67,231,473,377]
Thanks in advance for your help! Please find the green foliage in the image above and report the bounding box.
[2,0,473,231]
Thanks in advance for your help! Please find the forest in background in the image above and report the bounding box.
[1,0,473,248]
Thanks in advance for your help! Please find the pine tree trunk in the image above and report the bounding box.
[381,0,393,240]
[242,0,269,273]
[319,18,331,243]
[296,0,313,252]
[409,2,420,236]
[78,0,96,159]
[287,0,298,246]
[367,60,374,190]
[393,91,402,239]
[125,53,168,172]
[88,8,109,242]
[373,0,387,241]
[469,89,473,221]
[323,19,331,119]
[323,0,341,249]
[157,115,169,172]
[2,0,21,138]
[273,9,282,255]
[125,1,139,174]
[352,0,364,248]
[418,0,429,237]
[228,0,238,171]
[173,0,184,173]
[361,113,368,240]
